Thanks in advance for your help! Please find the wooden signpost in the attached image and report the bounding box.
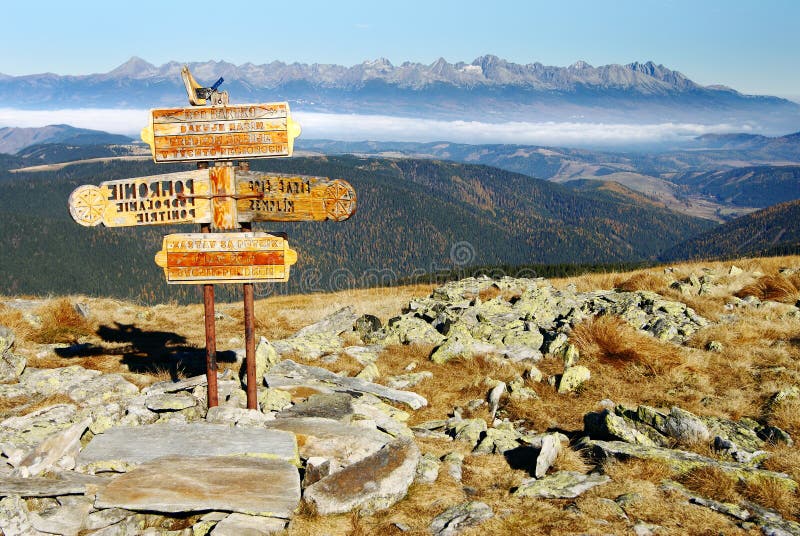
[67,67,356,410]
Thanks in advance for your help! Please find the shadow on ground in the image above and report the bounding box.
[55,322,237,380]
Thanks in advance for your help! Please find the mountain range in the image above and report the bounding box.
[3,56,798,131]
[0,124,132,154]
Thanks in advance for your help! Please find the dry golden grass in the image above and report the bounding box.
[768,399,800,438]
[0,304,33,341]
[614,271,669,293]
[735,274,800,304]
[602,458,675,485]
[678,466,741,504]
[32,298,93,344]
[740,476,800,520]
[570,315,683,375]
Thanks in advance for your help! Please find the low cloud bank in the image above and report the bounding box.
[0,108,753,148]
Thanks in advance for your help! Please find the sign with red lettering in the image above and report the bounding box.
[140,103,302,163]
[153,232,298,284]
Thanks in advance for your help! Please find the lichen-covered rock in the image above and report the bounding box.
[0,349,25,385]
[535,433,562,478]
[303,439,420,515]
[68,374,139,406]
[276,393,353,422]
[0,495,46,536]
[415,452,440,484]
[514,471,610,499]
[448,418,487,446]
[584,409,665,447]
[662,407,712,444]
[258,388,292,412]
[558,365,590,394]
[21,366,101,397]
[0,404,79,466]
[146,392,197,412]
[386,371,432,390]
[0,326,14,355]
[14,418,90,477]
[429,501,494,536]
[355,362,379,382]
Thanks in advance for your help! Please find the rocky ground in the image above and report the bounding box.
[1,258,800,535]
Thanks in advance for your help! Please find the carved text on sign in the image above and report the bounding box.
[140,103,302,163]
[154,232,298,284]
[68,170,211,227]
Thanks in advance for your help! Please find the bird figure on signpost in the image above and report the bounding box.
[181,65,228,106]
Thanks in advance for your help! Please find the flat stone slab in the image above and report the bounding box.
[265,359,427,410]
[0,472,111,497]
[514,471,610,499]
[95,455,300,517]
[210,513,287,535]
[76,423,298,472]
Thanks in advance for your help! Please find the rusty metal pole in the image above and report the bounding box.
[241,216,258,410]
[198,161,219,408]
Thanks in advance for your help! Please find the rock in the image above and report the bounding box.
[487,381,505,420]
[584,409,665,447]
[14,418,91,477]
[474,426,521,454]
[265,417,391,471]
[146,392,197,412]
[354,315,381,342]
[557,365,590,394]
[663,407,711,444]
[442,452,464,482]
[584,439,797,489]
[29,496,92,536]
[303,439,420,515]
[292,306,358,339]
[415,453,440,484]
[0,352,25,384]
[276,392,353,422]
[68,374,139,405]
[85,508,132,531]
[95,455,300,517]
[706,341,723,352]
[535,433,561,478]
[0,472,108,497]
[662,480,750,521]
[514,471,610,499]
[729,265,743,276]
[342,345,380,365]
[0,404,79,465]
[448,418,486,446]
[144,373,219,395]
[386,371,433,390]
[303,457,331,488]
[210,513,287,535]
[21,366,101,397]
[430,331,476,364]
[355,362,380,382]
[272,332,343,360]
[265,359,427,409]
[205,407,274,427]
[429,501,494,536]
[387,316,446,346]
[0,326,14,355]
[258,388,292,412]
[502,345,542,362]
[561,343,580,368]
[0,495,47,536]
[76,423,298,472]
[350,396,413,439]
[244,337,278,386]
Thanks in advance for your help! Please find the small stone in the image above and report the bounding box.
[210,513,286,535]
[0,326,15,355]
[663,407,711,443]
[706,341,723,352]
[146,392,197,412]
[354,315,381,341]
[535,433,561,478]
[729,265,743,276]
[343,345,380,365]
[303,457,331,488]
[356,362,380,382]
[14,418,91,477]
[442,452,464,482]
[429,501,494,536]
[561,343,580,368]
[276,392,353,422]
[487,381,506,420]
[558,365,590,394]
[415,453,441,484]
[514,471,610,499]
[258,388,292,412]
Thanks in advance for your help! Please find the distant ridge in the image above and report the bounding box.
[0,125,132,154]
[1,56,797,130]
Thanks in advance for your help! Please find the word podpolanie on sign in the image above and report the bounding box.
[140,103,302,163]
[68,170,356,227]
[154,232,297,284]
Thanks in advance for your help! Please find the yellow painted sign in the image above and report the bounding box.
[67,170,211,227]
[141,103,302,163]
[237,172,357,223]
[154,232,297,284]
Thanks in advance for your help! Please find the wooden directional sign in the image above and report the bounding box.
[68,170,212,227]
[154,232,297,284]
[237,172,357,223]
[140,103,302,163]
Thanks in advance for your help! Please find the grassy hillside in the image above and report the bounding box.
[670,165,800,208]
[0,155,715,303]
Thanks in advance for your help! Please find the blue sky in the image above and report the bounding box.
[2,0,797,98]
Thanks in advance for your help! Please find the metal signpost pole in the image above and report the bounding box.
[199,161,219,407]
